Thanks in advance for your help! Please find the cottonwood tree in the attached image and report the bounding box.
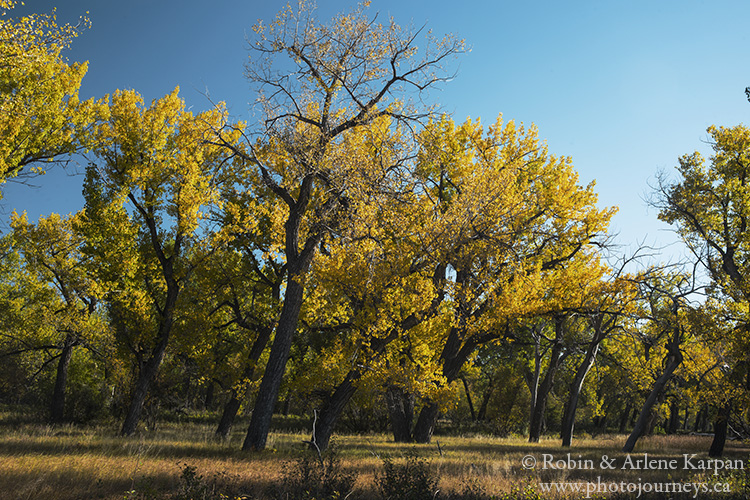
[9,212,103,423]
[212,1,464,451]
[0,1,101,190]
[404,115,615,443]
[621,271,698,453]
[654,124,750,455]
[82,88,239,435]
[560,263,641,446]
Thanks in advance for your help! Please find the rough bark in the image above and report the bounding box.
[461,376,476,421]
[622,343,682,452]
[50,335,75,424]
[215,325,273,439]
[561,341,600,446]
[243,271,308,450]
[413,402,439,443]
[529,319,566,443]
[310,372,359,452]
[709,403,732,457]
[385,386,414,443]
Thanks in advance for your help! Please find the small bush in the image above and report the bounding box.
[269,445,356,500]
[376,452,438,500]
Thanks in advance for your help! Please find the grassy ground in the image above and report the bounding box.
[0,417,749,499]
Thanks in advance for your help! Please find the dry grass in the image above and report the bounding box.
[0,420,748,499]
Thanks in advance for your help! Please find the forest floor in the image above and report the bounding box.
[1,415,749,499]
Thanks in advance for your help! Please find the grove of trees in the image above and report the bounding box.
[1,0,748,461]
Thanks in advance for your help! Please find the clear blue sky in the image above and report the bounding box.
[3,0,749,263]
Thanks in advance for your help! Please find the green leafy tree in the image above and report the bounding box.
[82,88,239,435]
[655,124,750,455]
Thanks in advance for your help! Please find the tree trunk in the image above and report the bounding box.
[310,371,359,452]
[461,377,476,421]
[622,348,681,452]
[561,341,600,447]
[413,402,439,443]
[243,260,311,451]
[709,403,732,457]
[667,400,680,435]
[204,380,215,409]
[477,377,495,422]
[216,390,242,439]
[618,402,631,433]
[215,325,272,439]
[121,347,167,436]
[385,386,414,442]
[50,335,75,424]
[529,320,566,443]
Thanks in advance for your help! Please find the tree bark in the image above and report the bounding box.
[477,374,495,422]
[385,386,414,442]
[561,340,600,446]
[120,330,171,436]
[618,402,631,433]
[216,325,273,439]
[413,402,439,443]
[622,344,682,452]
[50,334,75,424]
[529,319,566,443]
[243,272,307,450]
[667,400,680,435]
[709,403,731,457]
[310,371,359,452]
[121,281,178,436]
[461,376,476,421]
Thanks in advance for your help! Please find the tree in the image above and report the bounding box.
[213,1,464,451]
[82,88,238,435]
[9,211,103,423]
[405,115,615,443]
[560,265,640,447]
[621,271,697,453]
[0,1,101,189]
[655,124,750,455]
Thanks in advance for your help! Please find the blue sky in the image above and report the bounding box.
[3,0,749,264]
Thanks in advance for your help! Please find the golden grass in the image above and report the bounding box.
[0,421,747,499]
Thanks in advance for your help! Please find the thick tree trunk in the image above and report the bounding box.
[310,371,359,452]
[216,390,242,439]
[412,325,475,443]
[709,403,732,457]
[50,335,75,424]
[385,386,414,443]
[622,350,681,452]
[561,342,600,447]
[121,341,169,436]
[243,273,307,451]
[413,402,439,443]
